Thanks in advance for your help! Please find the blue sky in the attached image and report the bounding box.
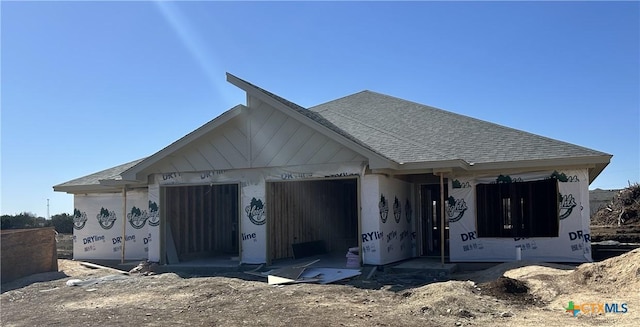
[1,1,638,217]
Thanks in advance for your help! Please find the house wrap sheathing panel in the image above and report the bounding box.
[149,162,365,264]
[448,169,591,262]
[73,189,152,260]
[361,174,415,265]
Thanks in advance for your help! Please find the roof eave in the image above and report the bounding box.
[98,179,147,187]
[53,179,148,194]
[371,159,469,175]
[469,155,612,183]
[369,155,611,183]
[120,104,246,181]
[53,184,122,194]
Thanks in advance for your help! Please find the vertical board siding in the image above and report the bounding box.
[267,179,358,260]
[165,184,238,260]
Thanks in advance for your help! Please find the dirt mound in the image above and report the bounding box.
[592,184,640,226]
[483,276,528,293]
[455,261,574,284]
[570,248,640,292]
[477,276,544,306]
[398,281,498,317]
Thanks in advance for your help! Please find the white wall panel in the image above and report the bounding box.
[73,190,149,261]
[448,169,591,263]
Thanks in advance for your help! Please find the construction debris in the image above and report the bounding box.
[65,274,130,287]
[79,261,129,275]
[129,260,158,275]
[267,259,319,285]
[299,268,361,284]
[244,259,361,285]
[345,247,360,268]
[591,183,640,244]
[592,183,640,226]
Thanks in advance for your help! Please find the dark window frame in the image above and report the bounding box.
[476,178,559,238]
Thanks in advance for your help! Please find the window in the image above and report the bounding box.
[476,178,559,238]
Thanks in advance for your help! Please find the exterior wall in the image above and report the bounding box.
[1,228,58,283]
[447,169,591,262]
[361,174,415,265]
[361,175,381,264]
[153,162,364,264]
[132,98,368,264]
[72,189,151,260]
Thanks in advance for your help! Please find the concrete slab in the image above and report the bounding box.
[85,252,357,277]
[390,258,457,277]
[269,253,352,269]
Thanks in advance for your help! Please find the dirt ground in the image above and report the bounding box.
[2,249,639,327]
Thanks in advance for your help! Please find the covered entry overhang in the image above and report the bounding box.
[372,155,612,184]
[367,154,611,264]
[367,167,452,265]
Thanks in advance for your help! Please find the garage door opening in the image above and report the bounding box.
[266,178,358,262]
[164,184,239,262]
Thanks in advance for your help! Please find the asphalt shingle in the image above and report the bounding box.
[310,91,609,165]
[53,158,145,188]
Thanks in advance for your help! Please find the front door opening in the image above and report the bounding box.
[420,184,449,257]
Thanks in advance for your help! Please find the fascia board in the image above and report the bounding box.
[53,185,122,194]
[396,160,470,171]
[370,160,468,175]
[98,179,146,187]
[121,105,246,181]
[468,155,611,173]
[369,155,611,183]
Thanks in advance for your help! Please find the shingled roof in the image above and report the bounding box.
[310,90,610,166]
[53,158,145,193]
[54,74,612,191]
